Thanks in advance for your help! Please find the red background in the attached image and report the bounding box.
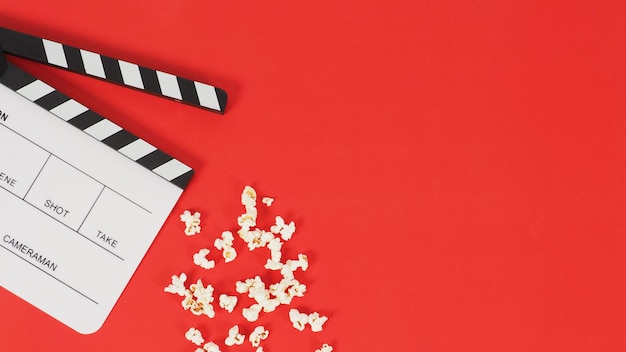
[1,1,626,351]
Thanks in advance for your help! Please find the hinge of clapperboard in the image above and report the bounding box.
[0,27,228,189]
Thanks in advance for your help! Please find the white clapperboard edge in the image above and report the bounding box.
[0,26,229,188]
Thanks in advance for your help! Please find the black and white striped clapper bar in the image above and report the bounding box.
[0,27,227,114]
[0,27,228,189]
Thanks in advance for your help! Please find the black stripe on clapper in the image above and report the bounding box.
[68,110,104,130]
[171,169,194,189]
[63,45,86,74]
[101,129,138,149]
[101,56,124,84]
[0,27,47,64]
[177,77,201,106]
[136,150,172,170]
[0,63,37,90]
[138,66,161,95]
[34,91,70,111]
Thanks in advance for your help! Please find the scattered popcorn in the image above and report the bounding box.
[308,312,328,332]
[225,325,245,346]
[164,273,187,296]
[218,294,238,313]
[261,197,274,206]
[270,216,296,241]
[287,280,307,298]
[222,245,237,263]
[180,210,202,236]
[241,186,257,207]
[170,186,333,351]
[315,343,333,352]
[242,303,262,322]
[280,264,295,280]
[203,341,221,352]
[289,309,309,331]
[193,249,216,270]
[182,279,216,318]
[185,327,204,346]
[286,253,309,272]
[249,326,269,347]
[264,259,283,271]
[214,231,234,249]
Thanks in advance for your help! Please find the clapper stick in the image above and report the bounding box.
[0,27,227,114]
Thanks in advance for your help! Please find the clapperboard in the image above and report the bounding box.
[0,27,226,333]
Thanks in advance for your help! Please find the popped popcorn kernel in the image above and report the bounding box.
[261,197,274,206]
[308,312,329,332]
[264,259,283,271]
[193,249,216,270]
[242,303,262,322]
[185,327,204,346]
[256,347,264,352]
[225,325,245,346]
[203,341,222,352]
[249,326,269,347]
[241,186,258,206]
[286,253,309,272]
[180,210,202,236]
[289,309,308,331]
[270,216,296,241]
[214,231,235,249]
[183,279,216,318]
[164,273,187,296]
[223,245,238,263]
[218,294,238,313]
[315,343,333,352]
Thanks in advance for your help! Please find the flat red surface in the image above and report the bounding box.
[2,1,626,351]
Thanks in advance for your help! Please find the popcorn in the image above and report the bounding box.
[185,327,204,346]
[203,341,221,352]
[241,185,257,207]
[308,312,328,332]
[249,326,269,347]
[289,309,328,332]
[222,246,237,263]
[289,309,309,331]
[182,279,216,318]
[287,280,307,298]
[286,253,309,272]
[264,259,283,271]
[218,294,238,313]
[268,237,283,261]
[237,213,257,229]
[164,273,187,296]
[261,298,280,313]
[214,231,234,249]
[214,231,238,263]
[280,264,295,280]
[236,276,263,295]
[315,344,333,352]
[225,325,245,346]
[242,303,262,322]
[180,210,202,236]
[171,186,333,351]
[193,249,215,270]
[270,216,295,241]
